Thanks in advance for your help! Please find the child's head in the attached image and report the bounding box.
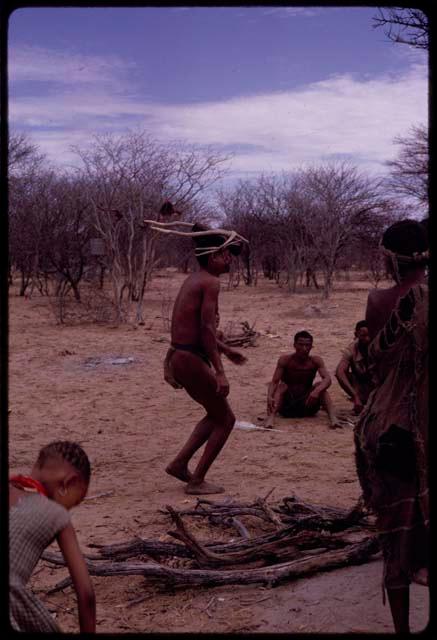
[32,441,91,510]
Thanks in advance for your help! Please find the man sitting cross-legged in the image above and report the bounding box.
[147,219,249,495]
[266,330,339,429]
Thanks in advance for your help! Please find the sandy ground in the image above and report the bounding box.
[8,270,429,633]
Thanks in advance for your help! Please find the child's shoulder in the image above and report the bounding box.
[15,493,70,530]
[41,495,70,520]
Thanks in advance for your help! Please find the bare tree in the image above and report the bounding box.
[218,176,284,287]
[39,175,94,303]
[385,124,428,214]
[73,130,229,323]
[8,132,42,171]
[9,163,56,297]
[296,164,385,298]
[373,7,429,49]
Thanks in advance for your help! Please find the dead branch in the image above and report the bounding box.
[43,493,376,596]
[254,496,284,529]
[87,538,192,560]
[223,321,259,347]
[45,537,380,592]
[228,517,250,539]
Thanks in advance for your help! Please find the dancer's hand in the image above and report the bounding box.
[216,371,230,397]
[225,348,247,365]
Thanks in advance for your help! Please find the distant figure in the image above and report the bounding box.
[146,219,249,495]
[9,441,95,633]
[266,330,339,429]
[354,219,429,633]
[335,320,374,415]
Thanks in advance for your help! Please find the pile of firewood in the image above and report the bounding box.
[42,492,379,593]
[222,321,258,348]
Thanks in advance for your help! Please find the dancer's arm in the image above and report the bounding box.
[200,279,229,396]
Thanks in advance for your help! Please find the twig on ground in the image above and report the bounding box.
[84,490,115,501]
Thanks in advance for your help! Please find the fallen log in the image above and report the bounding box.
[84,496,370,563]
[276,495,372,533]
[88,538,192,560]
[165,506,358,568]
[45,536,380,593]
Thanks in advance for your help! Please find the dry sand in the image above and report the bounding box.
[8,270,429,633]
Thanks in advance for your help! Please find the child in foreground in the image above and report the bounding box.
[9,440,96,633]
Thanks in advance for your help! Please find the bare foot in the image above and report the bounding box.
[165,461,192,483]
[185,480,225,495]
[411,568,428,586]
[264,414,275,429]
[329,421,343,430]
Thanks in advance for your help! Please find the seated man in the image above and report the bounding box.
[335,320,373,415]
[266,330,339,429]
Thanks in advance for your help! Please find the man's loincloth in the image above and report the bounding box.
[170,343,211,367]
[279,388,321,418]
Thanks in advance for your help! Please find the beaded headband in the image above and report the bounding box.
[380,244,429,264]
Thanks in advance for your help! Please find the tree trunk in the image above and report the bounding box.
[99,265,106,290]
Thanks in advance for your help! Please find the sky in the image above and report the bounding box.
[8,6,428,189]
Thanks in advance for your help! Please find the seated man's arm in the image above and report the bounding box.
[304,357,331,407]
[312,356,332,394]
[267,357,286,413]
[335,354,362,413]
[335,354,355,395]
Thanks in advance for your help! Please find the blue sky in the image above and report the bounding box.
[8,6,428,184]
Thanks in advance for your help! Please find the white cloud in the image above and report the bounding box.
[9,45,135,86]
[261,7,321,19]
[9,45,428,179]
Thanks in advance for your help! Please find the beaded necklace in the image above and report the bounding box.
[9,475,48,497]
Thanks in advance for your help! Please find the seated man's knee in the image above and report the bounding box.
[319,390,329,403]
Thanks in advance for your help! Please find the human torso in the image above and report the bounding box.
[347,341,371,382]
[170,270,219,349]
[9,491,70,586]
[357,283,428,449]
[281,354,319,395]
[367,279,425,341]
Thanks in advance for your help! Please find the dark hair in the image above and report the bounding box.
[192,222,227,267]
[294,330,313,343]
[355,320,368,332]
[159,200,181,217]
[36,441,91,483]
[382,219,428,257]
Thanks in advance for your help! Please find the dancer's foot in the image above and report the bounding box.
[185,480,225,495]
[165,461,192,483]
[329,420,343,429]
[264,414,275,429]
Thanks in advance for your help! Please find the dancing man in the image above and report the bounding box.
[145,218,249,494]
